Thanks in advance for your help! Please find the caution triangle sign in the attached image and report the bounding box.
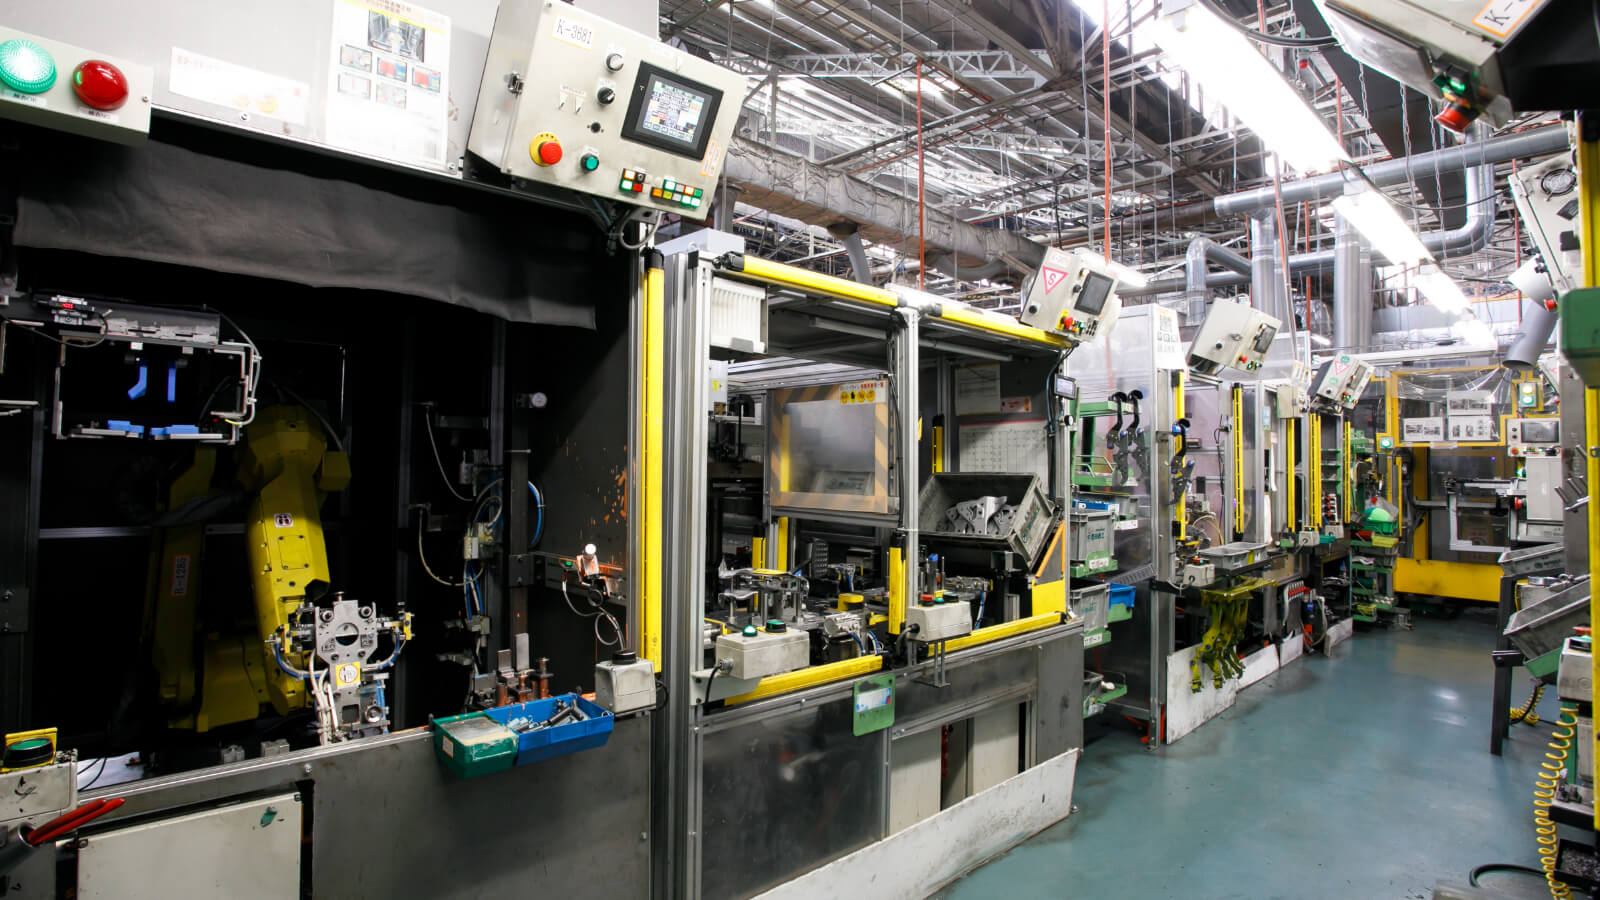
[1040,266,1069,294]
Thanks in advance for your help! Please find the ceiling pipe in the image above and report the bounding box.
[1127,156,1500,296]
[829,226,874,286]
[1332,212,1373,352]
[1211,125,1567,217]
[1504,260,1560,369]
[1184,237,1251,320]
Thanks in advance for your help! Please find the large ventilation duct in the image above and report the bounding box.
[1184,237,1251,321]
[1504,259,1560,369]
[1248,210,1292,324]
[1332,212,1373,352]
[1212,126,1567,216]
[1125,158,1501,297]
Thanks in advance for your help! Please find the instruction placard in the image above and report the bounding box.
[1448,416,1495,442]
[955,365,1002,415]
[326,0,451,168]
[170,48,309,125]
[1153,306,1186,369]
[1402,417,1445,443]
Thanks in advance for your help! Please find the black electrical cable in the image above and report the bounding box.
[1468,863,1545,887]
[1195,0,1340,48]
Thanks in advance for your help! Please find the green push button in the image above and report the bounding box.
[0,39,57,94]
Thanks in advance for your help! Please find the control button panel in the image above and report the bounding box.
[0,27,151,144]
[467,0,746,220]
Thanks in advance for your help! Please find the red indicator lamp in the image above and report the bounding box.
[72,59,128,110]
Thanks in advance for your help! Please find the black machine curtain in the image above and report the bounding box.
[12,124,603,329]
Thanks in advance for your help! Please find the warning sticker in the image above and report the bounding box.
[170,554,191,598]
[274,513,295,528]
[1040,266,1070,294]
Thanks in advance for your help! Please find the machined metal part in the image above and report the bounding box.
[272,594,411,743]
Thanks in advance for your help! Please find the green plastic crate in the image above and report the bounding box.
[433,711,517,778]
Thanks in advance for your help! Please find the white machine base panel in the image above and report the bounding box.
[1165,644,1241,744]
[753,748,1079,900]
[1236,643,1280,690]
[1325,616,1355,650]
[1278,631,1305,667]
[77,791,302,900]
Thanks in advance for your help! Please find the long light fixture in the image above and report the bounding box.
[1331,183,1473,315]
[1150,2,1346,173]
[1330,189,1430,267]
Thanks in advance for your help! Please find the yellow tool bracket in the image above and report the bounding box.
[1191,577,1269,692]
[730,255,1070,349]
[1232,385,1245,537]
[642,262,665,672]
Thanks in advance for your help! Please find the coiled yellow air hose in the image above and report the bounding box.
[1533,707,1576,899]
[1511,683,1546,726]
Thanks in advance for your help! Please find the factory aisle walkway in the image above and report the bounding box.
[943,610,1560,899]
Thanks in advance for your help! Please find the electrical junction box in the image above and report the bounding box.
[1511,155,1582,297]
[0,758,75,829]
[467,0,746,220]
[595,655,656,714]
[1314,0,1543,128]
[716,627,809,680]
[1340,359,1375,408]
[1186,299,1280,375]
[1558,635,1591,704]
[0,26,152,144]
[1559,287,1600,386]
[1273,383,1308,419]
[905,599,972,642]
[1312,354,1363,406]
[1507,417,1559,453]
[1019,248,1123,343]
[1178,562,1216,588]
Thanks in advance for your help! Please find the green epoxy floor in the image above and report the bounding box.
[944,611,1563,899]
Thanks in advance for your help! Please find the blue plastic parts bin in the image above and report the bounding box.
[483,693,614,766]
[1107,583,1135,609]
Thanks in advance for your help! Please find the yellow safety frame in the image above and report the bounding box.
[724,654,884,706]
[1232,385,1245,537]
[1578,119,1599,830]
[641,262,665,671]
[732,256,1071,349]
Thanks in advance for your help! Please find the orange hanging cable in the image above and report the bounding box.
[917,60,925,289]
[1102,0,1112,261]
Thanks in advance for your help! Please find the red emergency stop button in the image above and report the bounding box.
[72,59,128,111]
[530,132,563,167]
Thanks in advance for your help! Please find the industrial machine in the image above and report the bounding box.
[0,25,152,143]
[1311,353,1374,409]
[467,0,746,220]
[1019,247,1124,342]
[1314,0,1599,132]
[1186,298,1280,375]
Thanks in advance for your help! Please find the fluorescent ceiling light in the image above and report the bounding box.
[1150,3,1345,173]
[1414,264,1469,314]
[1311,333,1331,346]
[1331,189,1431,267]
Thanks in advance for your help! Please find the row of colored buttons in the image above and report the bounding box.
[650,187,702,208]
[660,178,703,198]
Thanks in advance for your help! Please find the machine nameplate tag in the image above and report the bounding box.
[552,15,595,49]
